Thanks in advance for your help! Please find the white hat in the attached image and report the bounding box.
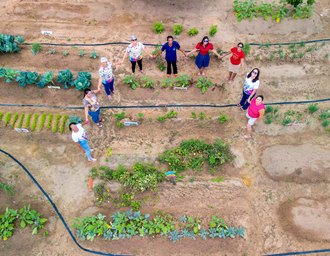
[100,57,108,63]
[130,35,137,41]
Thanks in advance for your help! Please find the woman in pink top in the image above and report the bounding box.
[245,95,265,138]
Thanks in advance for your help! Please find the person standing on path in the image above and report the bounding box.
[98,57,120,101]
[219,42,245,83]
[83,88,104,128]
[152,35,186,77]
[121,35,147,74]
[238,68,260,110]
[186,36,221,77]
[245,95,265,138]
[69,122,96,162]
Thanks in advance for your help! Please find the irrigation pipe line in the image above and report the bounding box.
[23,38,330,48]
[1,151,330,256]
[265,248,330,256]
[0,97,330,110]
[0,149,129,256]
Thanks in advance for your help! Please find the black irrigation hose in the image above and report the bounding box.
[0,97,330,110]
[23,38,330,47]
[0,149,128,256]
[265,248,330,256]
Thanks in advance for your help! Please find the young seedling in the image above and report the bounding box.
[39,113,46,131]
[173,24,183,36]
[31,43,42,55]
[23,113,32,128]
[4,112,12,126]
[47,114,53,130]
[11,112,19,128]
[89,51,98,59]
[79,50,85,57]
[16,113,24,128]
[30,113,39,132]
[52,114,61,133]
[152,22,165,34]
[307,104,319,114]
[209,25,218,37]
[62,50,69,56]
[218,113,230,124]
[188,28,199,36]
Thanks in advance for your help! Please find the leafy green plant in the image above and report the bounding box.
[286,0,303,7]
[282,116,293,126]
[4,112,11,126]
[79,50,85,57]
[209,25,218,37]
[36,71,54,88]
[30,113,39,131]
[48,48,56,54]
[0,182,14,195]
[188,27,199,36]
[152,22,165,34]
[191,112,197,119]
[218,113,230,124]
[123,75,140,90]
[242,43,250,56]
[141,76,155,89]
[159,139,234,173]
[0,208,18,240]
[137,113,144,121]
[0,33,23,53]
[23,113,32,128]
[16,71,39,87]
[175,74,192,88]
[211,176,225,182]
[47,114,53,129]
[73,71,92,91]
[39,113,46,131]
[161,77,175,87]
[62,50,69,57]
[151,45,161,56]
[0,68,18,83]
[19,205,47,235]
[114,111,126,121]
[319,110,330,128]
[57,69,74,89]
[199,112,206,120]
[93,183,110,204]
[90,51,98,59]
[196,77,214,94]
[157,110,178,122]
[264,113,273,124]
[0,112,3,122]
[156,58,166,71]
[307,104,319,114]
[116,121,124,129]
[173,24,183,35]
[31,43,42,55]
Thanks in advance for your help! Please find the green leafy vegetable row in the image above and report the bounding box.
[0,33,24,53]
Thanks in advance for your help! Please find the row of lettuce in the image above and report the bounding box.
[0,67,91,90]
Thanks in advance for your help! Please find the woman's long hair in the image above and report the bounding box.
[247,68,260,83]
[200,36,209,47]
[83,88,91,99]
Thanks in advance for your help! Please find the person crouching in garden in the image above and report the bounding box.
[245,95,265,138]
[187,36,221,77]
[219,42,245,83]
[152,35,186,77]
[98,57,120,101]
[83,88,104,128]
[69,122,96,162]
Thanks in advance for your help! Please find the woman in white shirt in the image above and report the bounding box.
[121,35,146,74]
[69,122,96,162]
[238,68,260,110]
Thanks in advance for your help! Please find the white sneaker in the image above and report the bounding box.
[88,158,97,162]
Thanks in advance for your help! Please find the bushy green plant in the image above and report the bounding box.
[31,43,42,55]
[152,22,165,34]
[59,115,68,134]
[123,75,140,90]
[196,77,214,94]
[16,113,24,128]
[18,205,47,235]
[157,110,178,122]
[307,104,319,114]
[90,51,98,59]
[73,71,92,91]
[286,0,303,7]
[93,183,110,204]
[137,113,144,120]
[23,113,32,128]
[173,24,183,35]
[79,50,85,57]
[0,33,23,53]
[188,28,199,36]
[141,76,155,89]
[191,112,197,119]
[156,59,166,71]
[175,74,192,88]
[52,114,61,133]
[218,113,230,124]
[57,69,74,89]
[114,112,126,121]
[62,50,69,57]
[16,71,39,87]
[36,71,53,88]
[0,208,18,240]
[159,139,234,173]
[242,43,251,56]
[282,116,293,126]
[209,25,218,37]
[0,68,18,83]
[161,77,175,87]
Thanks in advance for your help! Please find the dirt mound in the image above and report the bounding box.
[261,144,330,183]
[279,198,330,241]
